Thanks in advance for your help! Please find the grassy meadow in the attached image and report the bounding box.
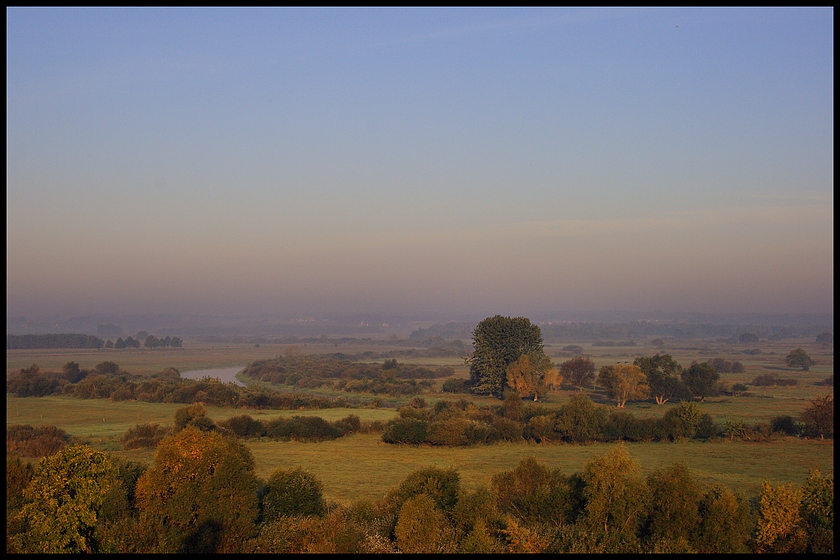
[6,335,834,505]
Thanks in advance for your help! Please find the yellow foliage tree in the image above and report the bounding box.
[597,364,650,407]
[505,352,560,401]
[135,426,259,553]
[500,516,550,553]
[754,481,807,553]
[394,494,455,553]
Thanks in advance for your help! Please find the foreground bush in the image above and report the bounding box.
[6,425,71,458]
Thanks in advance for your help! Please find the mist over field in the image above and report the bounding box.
[6,8,833,332]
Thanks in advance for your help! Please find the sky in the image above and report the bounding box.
[6,7,834,323]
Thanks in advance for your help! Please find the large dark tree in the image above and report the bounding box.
[634,354,689,405]
[681,362,720,402]
[785,348,815,371]
[559,355,596,390]
[468,316,546,399]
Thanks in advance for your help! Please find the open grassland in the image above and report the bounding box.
[7,394,833,507]
[241,434,833,506]
[7,336,833,507]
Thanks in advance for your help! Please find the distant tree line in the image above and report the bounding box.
[108,335,183,349]
[408,320,832,343]
[7,333,104,350]
[7,333,182,350]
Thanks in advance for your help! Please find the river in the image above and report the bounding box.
[179,365,248,387]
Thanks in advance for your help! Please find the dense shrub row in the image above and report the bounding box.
[240,354,452,396]
[752,373,798,386]
[381,394,834,446]
[218,412,365,442]
[6,362,345,410]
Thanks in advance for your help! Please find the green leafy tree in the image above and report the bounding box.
[61,361,83,382]
[262,467,326,521]
[800,468,833,553]
[800,394,833,439]
[95,360,120,374]
[469,316,546,399]
[643,462,702,547]
[174,403,209,431]
[681,362,719,402]
[554,393,609,443]
[144,335,160,348]
[394,494,455,553]
[387,466,462,515]
[662,401,703,441]
[785,348,815,371]
[491,457,573,526]
[12,445,121,553]
[597,363,650,408]
[633,354,687,404]
[693,484,752,553]
[134,427,259,553]
[580,443,649,550]
[559,355,596,390]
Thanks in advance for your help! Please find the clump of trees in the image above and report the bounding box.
[241,354,450,397]
[5,361,348,410]
[468,316,553,399]
[376,392,832,447]
[752,373,798,387]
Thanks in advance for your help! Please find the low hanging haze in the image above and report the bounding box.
[6,7,833,324]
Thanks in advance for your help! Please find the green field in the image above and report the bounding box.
[6,336,834,505]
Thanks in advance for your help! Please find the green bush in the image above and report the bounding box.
[381,417,429,444]
[442,378,471,393]
[219,415,265,438]
[491,457,574,525]
[555,393,609,443]
[261,467,326,521]
[426,417,471,446]
[122,423,173,450]
[770,415,800,436]
[662,402,702,441]
[333,414,362,435]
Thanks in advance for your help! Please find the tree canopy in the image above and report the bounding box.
[785,348,815,371]
[681,362,720,402]
[559,355,596,390]
[469,316,546,399]
[12,445,120,553]
[634,354,688,405]
[597,364,650,408]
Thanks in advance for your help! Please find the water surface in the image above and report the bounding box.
[179,366,247,387]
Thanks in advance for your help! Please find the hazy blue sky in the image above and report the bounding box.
[6,7,833,321]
